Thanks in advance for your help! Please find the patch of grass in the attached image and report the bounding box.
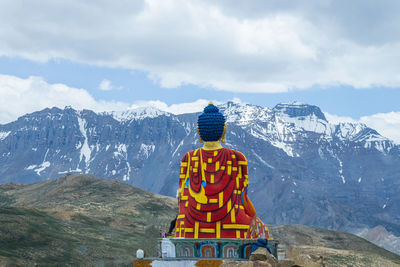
[71,213,107,227]
[0,193,14,206]
[322,236,343,242]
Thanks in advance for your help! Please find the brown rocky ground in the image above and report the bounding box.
[270,224,400,266]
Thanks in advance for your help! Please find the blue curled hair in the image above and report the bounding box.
[197,104,225,142]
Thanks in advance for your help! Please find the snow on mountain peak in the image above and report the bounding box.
[271,102,332,135]
[110,106,170,122]
[334,122,394,153]
[0,131,10,140]
[216,101,395,155]
[335,122,367,140]
[273,102,327,121]
[219,101,272,124]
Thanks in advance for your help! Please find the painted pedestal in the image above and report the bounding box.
[159,238,278,259]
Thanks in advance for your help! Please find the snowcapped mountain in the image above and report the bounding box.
[109,106,171,122]
[0,102,399,239]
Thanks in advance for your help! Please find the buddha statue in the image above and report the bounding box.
[174,102,270,239]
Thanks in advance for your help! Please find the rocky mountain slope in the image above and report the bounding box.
[0,175,399,266]
[357,226,400,256]
[0,102,399,248]
[271,224,400,267]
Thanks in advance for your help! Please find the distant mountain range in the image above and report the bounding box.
[0,102,399,250]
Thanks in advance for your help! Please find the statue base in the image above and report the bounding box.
[133,258,245,267]
[158,237,278,259]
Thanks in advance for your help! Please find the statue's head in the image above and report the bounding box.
[197,102,226,142]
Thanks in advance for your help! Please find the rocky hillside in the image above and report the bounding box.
[0,174,177,266]
[271,225,400,267]
[0,175,399,266]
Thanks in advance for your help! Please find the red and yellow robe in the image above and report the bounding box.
[174,147,270,239]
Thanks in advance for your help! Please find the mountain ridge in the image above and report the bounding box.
[0,102,399,245]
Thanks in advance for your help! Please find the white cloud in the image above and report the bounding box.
[325,111,400,144]
[99,79,113,91]
[1,0,400,92]
[360,112,400,145]
[0,74,235,124]
[324,113,357,124]
[0,74,129,124]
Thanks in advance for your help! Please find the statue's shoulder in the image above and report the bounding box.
[180,149,198,162]
[223,147,247,162]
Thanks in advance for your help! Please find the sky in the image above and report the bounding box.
[0,0,400,143]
